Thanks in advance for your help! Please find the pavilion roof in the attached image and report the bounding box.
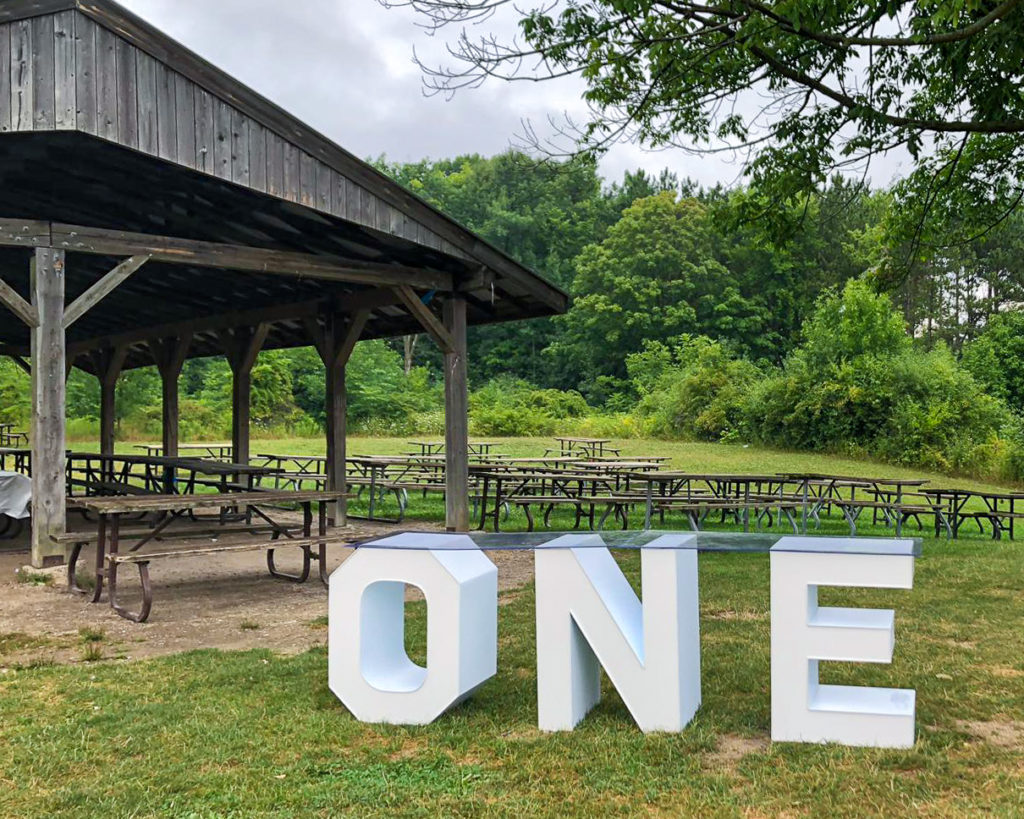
[0,0,567,370]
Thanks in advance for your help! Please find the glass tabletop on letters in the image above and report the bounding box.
[352,531,921,557]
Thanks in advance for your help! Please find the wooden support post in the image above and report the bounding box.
[308,311,368,526]
[443,296,469,532]
[29,248,67,567]
[149,337,190,458]
[93,346,128,457]
[220,325,268,465]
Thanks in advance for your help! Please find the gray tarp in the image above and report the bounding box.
[0,471,31,519]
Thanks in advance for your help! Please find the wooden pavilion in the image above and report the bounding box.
[0,0,567,568]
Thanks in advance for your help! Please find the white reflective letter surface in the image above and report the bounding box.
[535,534,701,732]
[329,533,498,725]
[771,538,915,748]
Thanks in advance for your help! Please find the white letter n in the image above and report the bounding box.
[535,534,701,733]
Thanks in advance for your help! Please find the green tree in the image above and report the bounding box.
[962,310,1024,413]
[379,151,620,386]
[391,0,1024,269]
[0,359,29,426]
[552,192,766,398]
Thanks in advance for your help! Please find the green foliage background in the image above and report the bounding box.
[3,150,1024,483]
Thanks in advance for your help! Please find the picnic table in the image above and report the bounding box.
[407,441,498,457]
[0,470,30,539]
[474,469,627,532]
[922,487,1024,539]
[0,423,27,447]
[67,452,274,499]
[0,446,32,475]
[624,472,818,532]
[776,474,932,535]
[255,453,328,490]
[134,443,235,461]
[61,489,349,622]
[549,437,620,458]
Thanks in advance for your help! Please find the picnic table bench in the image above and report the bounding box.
[508,493,638,531]
[922,488,1024,539]
[134,443,235,461]
[547,436,621,458]
[0,447,32,475]
[57,489,349,623]
[0,423,27,447]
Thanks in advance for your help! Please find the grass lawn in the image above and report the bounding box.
[2,438,1021,816]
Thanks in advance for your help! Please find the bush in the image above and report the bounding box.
[469,377,594,436]
[747,283,1008,471]
[632,337,761,441]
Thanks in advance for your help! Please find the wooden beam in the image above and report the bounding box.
[63,255,151,329]
[65,288,400,362]
[9,355,30,375]
[149,336,191,462]
[0,218,52,248]
[220,324,269,465]
[302,317,329,364]
[93,345,129,456]
[335,310,369,369]
[51,223,455,290]
[30,248,67,567]
[0,278,39,327]
[443,296,469,532]
[394,286,454,354]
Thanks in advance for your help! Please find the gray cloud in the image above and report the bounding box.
[120,0,909,189]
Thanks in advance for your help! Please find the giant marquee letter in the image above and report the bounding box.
[770,537,916,748]
[535,534,701,733]
[328,533,498,725]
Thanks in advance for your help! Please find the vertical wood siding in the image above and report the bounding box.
[0,11,466,259]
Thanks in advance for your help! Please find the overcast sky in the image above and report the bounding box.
[117,0,909,190]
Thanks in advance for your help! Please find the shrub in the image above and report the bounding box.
[469,376,594,436]
[748,283,1008,471]
[633,336,761,441]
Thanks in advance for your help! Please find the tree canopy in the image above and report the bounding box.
[384,0,1024,269]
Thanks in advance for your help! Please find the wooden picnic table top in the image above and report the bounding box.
[71,489,350,515]
[477,456,582,465]
[623,472,785,483]
[922,487,1024,501]
[775,472,930,486]
[573,460,665,470]
[0,446,31,455]
[475,469,619,482]
[554,436,612,444]
[408,440,498,447]
[257,452,328,462]
[134,443,233,454]
[68,452,274,475]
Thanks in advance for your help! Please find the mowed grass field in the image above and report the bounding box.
[1,438,1022,816]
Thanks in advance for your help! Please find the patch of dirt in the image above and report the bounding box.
[387,737,429,762]
[0,515,537,668]
[955,719,1024,750]
[703,609,767,622]
[706,733,770,768]
[984,665,1024,679]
